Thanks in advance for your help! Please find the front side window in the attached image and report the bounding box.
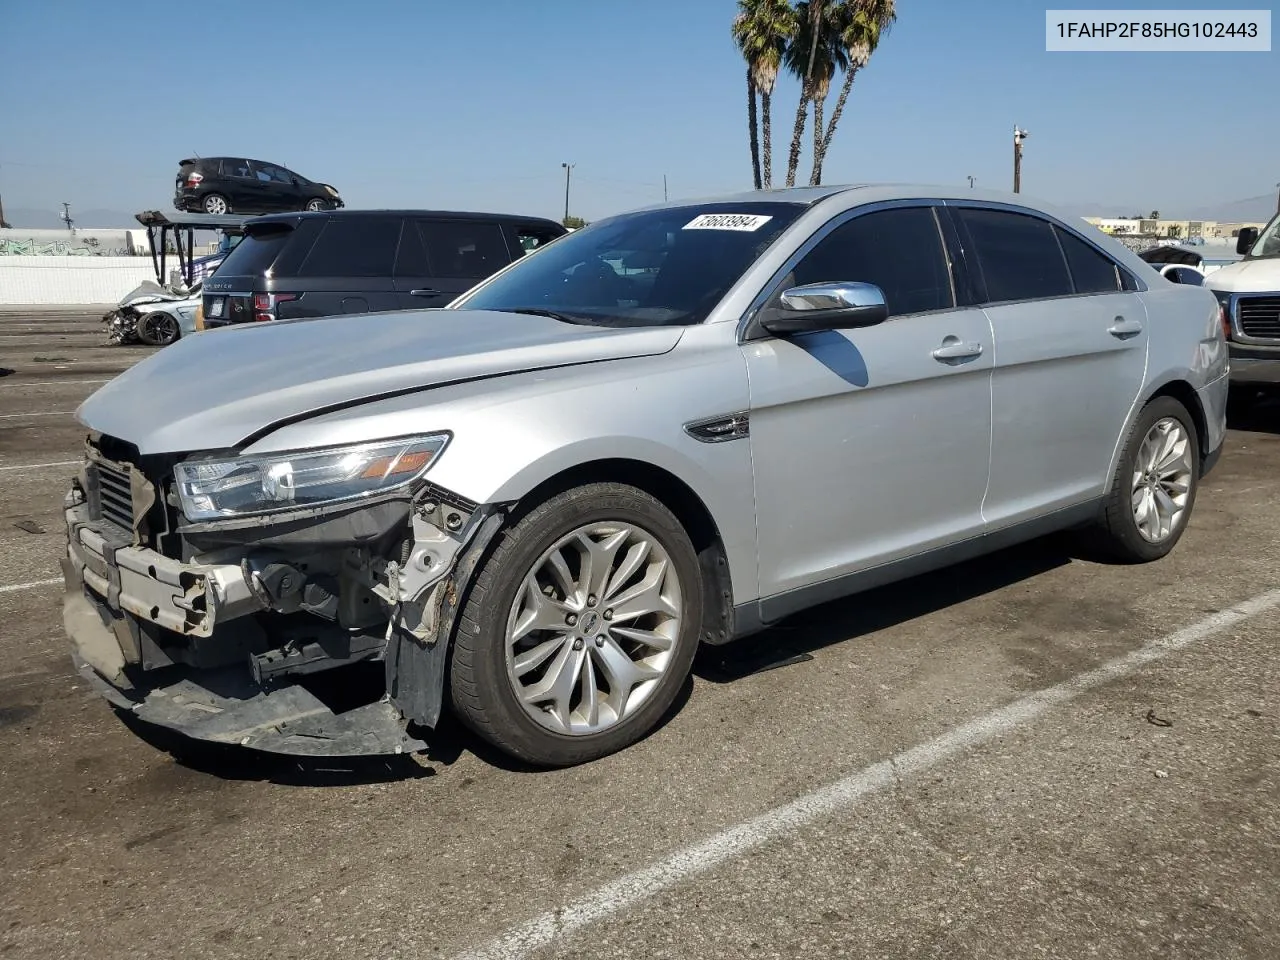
[956,208,1073,303]
[455,203,805,327]
[296,218,402,277]
[787,206,955,317]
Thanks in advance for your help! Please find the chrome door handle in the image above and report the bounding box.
[1108,316,1143,339]
[409,288,442,297]
[932,338,984,362]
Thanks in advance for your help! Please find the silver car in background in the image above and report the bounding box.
[61,184,1228,767]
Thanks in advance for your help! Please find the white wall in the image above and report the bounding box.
[0,256,157,305]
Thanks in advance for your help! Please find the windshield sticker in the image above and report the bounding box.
[682,213,774,232]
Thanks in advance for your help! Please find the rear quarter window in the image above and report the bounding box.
[213,225,294,277]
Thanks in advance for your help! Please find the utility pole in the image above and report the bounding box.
[561,162,575,223]
[1275,181,1280,216]
[60,202,75,233]
[1013,125,1029,194]
[967,176,976,189]
[663,174,668,202]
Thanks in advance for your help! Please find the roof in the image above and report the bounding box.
[618,183,1083,220]
[135,209,252,230]
[245,209,566,227]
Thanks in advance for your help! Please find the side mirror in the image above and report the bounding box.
[760,282,889,336]
[1237,227,1258,256]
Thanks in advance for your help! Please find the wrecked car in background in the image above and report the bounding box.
[62,184,1227,768]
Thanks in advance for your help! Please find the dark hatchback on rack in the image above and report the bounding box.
[175,157,344,216]
[200,209,567,328]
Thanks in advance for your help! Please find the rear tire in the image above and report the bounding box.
[1093,396,1200,563]
[449,483,703,768]
[202,194,230,215]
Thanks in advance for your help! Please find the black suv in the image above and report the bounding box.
[200,209,567,327]
[175,157,344,216]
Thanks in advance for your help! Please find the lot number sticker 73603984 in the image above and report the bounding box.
[683,213,774,231]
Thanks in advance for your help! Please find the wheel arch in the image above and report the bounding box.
[1144,377,1210,462]
[505,457,737,646]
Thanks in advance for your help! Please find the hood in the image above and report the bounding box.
[77,309,685,454]
[1205,257,1280,294]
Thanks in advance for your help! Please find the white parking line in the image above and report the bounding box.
[0,410,75,419]
[452,586,1280,960]
[0,578,61,595]
[0,460,79,472]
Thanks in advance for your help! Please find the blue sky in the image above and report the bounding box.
[1,0,1276,225]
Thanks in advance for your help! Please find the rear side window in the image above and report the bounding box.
[419,220,511,279]
[1055,226,1121,293]
[297,217,403,277]
[956,208,1073,303]
[790,206,954,316]
[219,158,253,179]
[213,225,293,276]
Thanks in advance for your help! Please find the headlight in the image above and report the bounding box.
[174,434,448,521]
[324,185,339,198]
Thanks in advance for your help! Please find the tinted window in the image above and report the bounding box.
[789,207,954,316]
[420,221,511,279]
[220,158,253,179]
[394,221,429,276]
[1055,226,1121,293]
[457,203,805,327]
[297,217,402,277]
[956,208,1073,302]
[516,224,565,255]
[255,164,293,184]
[213,224,293,276]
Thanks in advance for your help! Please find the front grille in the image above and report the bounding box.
[93,459,135,535]
[1238,296,1280,340]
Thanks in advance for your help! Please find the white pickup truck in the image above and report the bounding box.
[1206,211,1280,407]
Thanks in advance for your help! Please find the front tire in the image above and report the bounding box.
[1094,396,1200,563]
[305,197,327,212]
[137,312,180,346]
[449,483,703,767]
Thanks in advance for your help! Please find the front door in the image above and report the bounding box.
[745,204,994,616]
[948,205,1149,527]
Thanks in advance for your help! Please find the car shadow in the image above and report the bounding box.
[1227,391,1280,435]
[694,536,1075,683]
[133,537,1079,784]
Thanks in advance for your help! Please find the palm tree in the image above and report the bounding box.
[732,0,797,190]
[810,0,897,185]
[783,1,847,188]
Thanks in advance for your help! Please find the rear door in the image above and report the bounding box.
[218,158,267,211]
[407,218,513,305]
[283,215,402,317]
[950,204,1148,526]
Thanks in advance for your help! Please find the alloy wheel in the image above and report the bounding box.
[203,195,228,215]
[1130,416,1193,543]
[505,521,684,736]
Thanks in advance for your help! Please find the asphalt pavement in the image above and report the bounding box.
[1,309,1278,960]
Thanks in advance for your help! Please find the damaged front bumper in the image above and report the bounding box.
[61,477,500,757]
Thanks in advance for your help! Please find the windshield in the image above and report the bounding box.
[1247,212,1280,259]
[453,202,805,326]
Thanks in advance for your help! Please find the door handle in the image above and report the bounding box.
[409,288,442,297]
[932,338,984,362]
[1108,316,1143,339]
